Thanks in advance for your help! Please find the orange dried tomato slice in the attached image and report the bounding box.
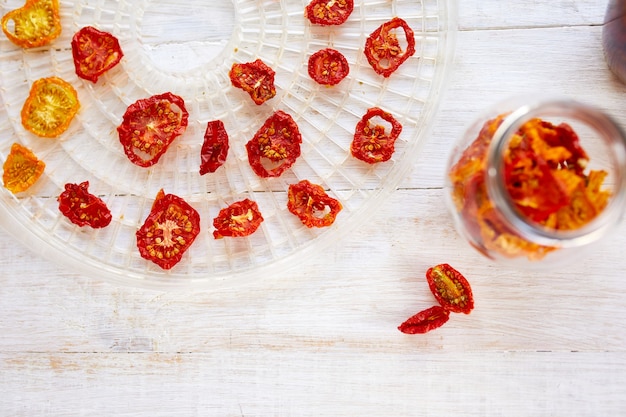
[287,180,342,228]
[1,0,61,48]
[21,77,80,138]
[2,143,45,193]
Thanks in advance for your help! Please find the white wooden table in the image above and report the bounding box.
[2,1,625,416]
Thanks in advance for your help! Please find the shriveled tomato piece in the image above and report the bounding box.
[287,180,342,228]
[136,190,200,270]
[3,143,45,193]
[71,26,124,83]
[305,0,354,26]
[199,120,229,175]
[351,107,402,164]
[213,198,264,239]
[58,181,112,229]
[308,48,350,86]
[1,0,61,48]
[398,305,450,334]
[426,264,474,314]
[229,59,276,105]
[117,92,189,167]
[21,77,80,138]
[364,17,416,78]
[246,110,302,178]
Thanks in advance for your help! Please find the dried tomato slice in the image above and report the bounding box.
[117,92,189,167]
[364,17,416,78]
[58,181,112,229]
[71,26,124,83]
[305,0,354,26]
[351,107,402,164]
[199,120,229,175]
[1,0,61,48]
[229,59,276,105]
[287,180,342,228]
[3,143,45,193]
[308,48,350,86]
[426,264,474,315]
[246,110,302,178]
[21,77,80,138]
[398,305,450,334]
[136,190,200,270]
[213,199,264,239]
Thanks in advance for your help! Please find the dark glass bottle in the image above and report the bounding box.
[603,0,626,83]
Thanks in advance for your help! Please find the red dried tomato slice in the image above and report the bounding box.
[287,180,342,228]
[305,0,354,26]
[364,17,416,78]
[136,190,200,270]
[398,305,450,334]
[213,198,264,239]
[308,48,350,86]
[199,120,229,175]
[229,59,276,105]
[58,181,112,229]
[117,92,189,167]
[351,107,402,164]
[71,26,124,83]
[246,110,302,178]
[426,264,474,315]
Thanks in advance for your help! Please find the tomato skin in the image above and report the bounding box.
[426,264,474,315]
[117,92,189,168]
[3,143,45,193]
[213,199,264,239]
[364,17,416,78]
[308,48,350,86]
[21,77,80,138]
[1,0,61,48]
[136,191,200,270]
[287,180,342,228]
[58,181,112,228]
[71,26,124,83]
[229,59,276,105]
[351,107,402,164]
[305,0,354,26]
[398,305,450,334]
[199,120,229,175]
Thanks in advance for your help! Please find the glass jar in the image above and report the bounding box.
[444,96,626,267]
[603,0,626,84]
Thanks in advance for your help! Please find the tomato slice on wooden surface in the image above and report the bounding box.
[71,26,124,83]
[426,263,474,314]
[308,48,350,86]
[136,190,200,270]
[305,0,354,26]
[21,77,80,138]
[398,305,450,334]
[1,0,61,48]
[364,17,416,78]
[117,92,189,167]
[351,107,402,164]
[213,198,264,239]
[229,59,276,105]
[58,181,112,228]
[199,120,229,175]
[246,110,302,178]
[2,143,45,193]
[287,180,342,228]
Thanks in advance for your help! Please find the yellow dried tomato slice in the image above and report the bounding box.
[2,143,45,193]
[21,77,80,138]
[1,0,61,49]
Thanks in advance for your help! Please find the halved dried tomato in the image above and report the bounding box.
[199,120,229,175]
[426,264,474,315]
[136,190,200,270]
[71,26,124,83]
[21,77,80,138]
[229,59,276,105]
[117,92,189,167]
[308,48,350,86]
[3,143,45,193]
[213,198,264,239]
[364,17,416,78]
[398,305,450,334]
[305,0,354,26]
[246,110,302,178]
[58,181,112,228]
[287,180,342,228]
[1,0,61,48]
[351,107,402,164]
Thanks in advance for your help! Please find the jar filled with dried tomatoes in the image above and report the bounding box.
[445,96,626,266]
